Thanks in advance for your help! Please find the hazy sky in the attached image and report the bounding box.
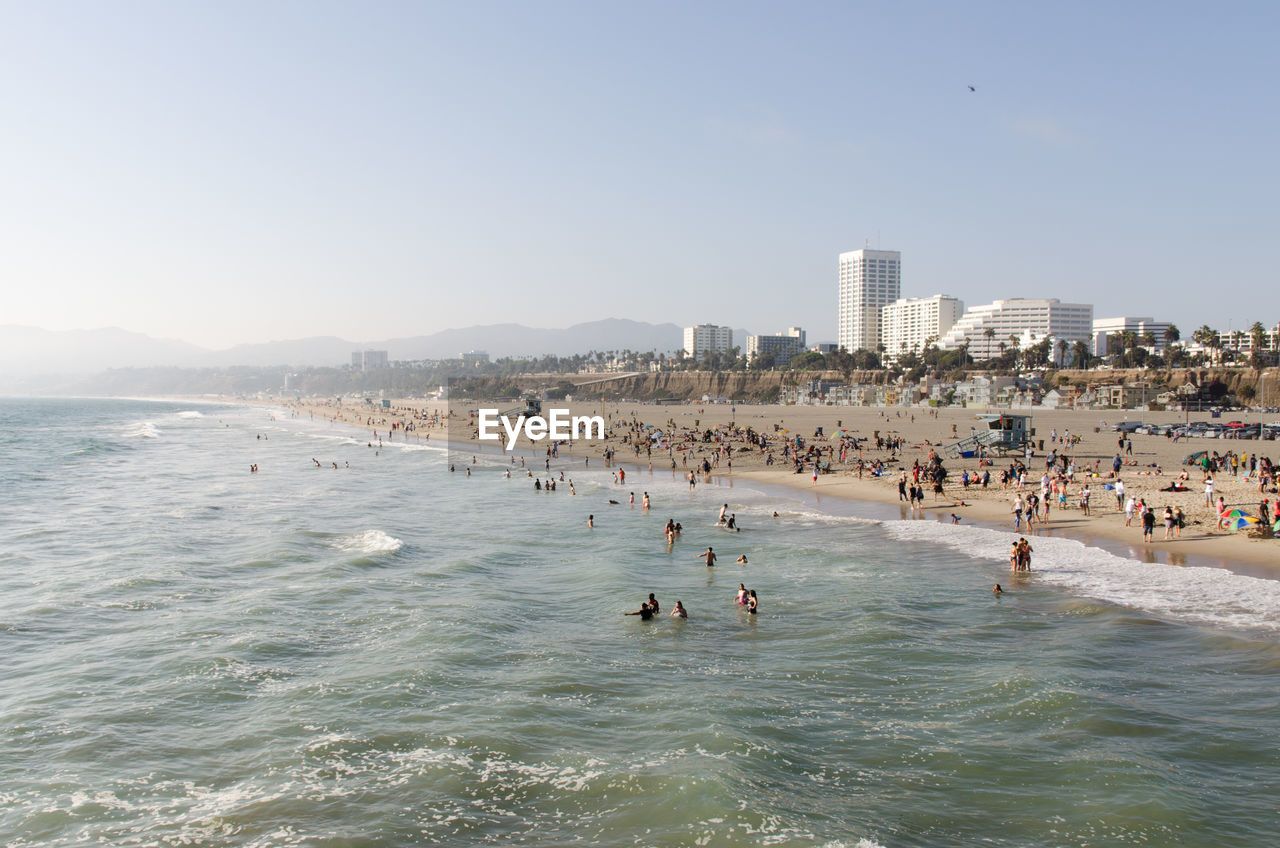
[2,2,1276,349]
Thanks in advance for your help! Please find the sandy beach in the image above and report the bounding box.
[272,395,1280,575]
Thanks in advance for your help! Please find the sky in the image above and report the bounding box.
[1,1,1277,350]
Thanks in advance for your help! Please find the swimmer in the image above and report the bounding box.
[746,590,758,614]
[993,583,1003,595]
[726,513,738,531]
[646,593,660,615]
[735,555,748,564]
[772,511,779,518]
[696,546,717,567]
[624,604,654,620]
[735,584,748,605]
[587,514,594,528]
[670,601,687,618]
[608,499,620,505]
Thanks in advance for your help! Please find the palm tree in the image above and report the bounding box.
[1250,321,1267,369]
[1056,338,1069,368]
[1163,324,1180,367]
[983,327,996,360]
[1071,340,1091,370]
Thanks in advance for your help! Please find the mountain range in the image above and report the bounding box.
[0,319,755,378]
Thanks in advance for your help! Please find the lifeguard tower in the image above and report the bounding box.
[943,414,1035,459]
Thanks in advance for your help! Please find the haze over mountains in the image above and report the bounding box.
[0,318,756,378]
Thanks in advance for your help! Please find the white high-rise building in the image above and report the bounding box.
[683,324,734,358]
[938,298,1094,361]
[880,296,965,359]
[838,248,901,353]
[746,327,806,364]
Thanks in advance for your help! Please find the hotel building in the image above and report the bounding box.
[938,298,1094,360]
[683,324,734,358]
[746,327,807,364]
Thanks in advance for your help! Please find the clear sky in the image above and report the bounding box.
[1,1,1276,349]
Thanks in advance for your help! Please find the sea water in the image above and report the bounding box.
[1,397,1278,847]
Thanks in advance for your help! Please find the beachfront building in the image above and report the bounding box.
[837,248,901,353]
[460,350,490,367]
[1092,317,1173,356]
[938,298,1094,362]
[880,295,964,359]
[746,327,806,365]
[351,350,389,370]
[683,324,734,358]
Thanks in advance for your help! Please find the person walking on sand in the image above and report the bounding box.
[1114,478,1125,510]
[1142,506,1156,542]
[696,546,717,567]
[1204,475,1215,508]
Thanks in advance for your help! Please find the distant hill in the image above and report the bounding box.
[0,319,693,383]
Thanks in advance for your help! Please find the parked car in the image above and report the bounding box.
[1112,421,1145,433]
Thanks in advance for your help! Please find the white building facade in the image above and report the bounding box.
[837,248,901,353]
[880,295,964,359]
[1091,317,1173,356]
[683,324,734,358]
[746,327,806,364]
[351,350,389,370]
[938,298,1094,361]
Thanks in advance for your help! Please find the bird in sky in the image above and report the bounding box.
[967,85,976,92]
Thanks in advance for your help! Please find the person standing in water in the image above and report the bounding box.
[696,546,717,567]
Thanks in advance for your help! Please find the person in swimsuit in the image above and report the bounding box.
[746,590,758,614]
[587,514,594,528]
[735,555,748,564]
[670,601,687,618]
[735,584,748,604]
[993,583,1003,596]
[646,593,660,615]
[624,604,654,620]
[726,514,738,531]
[697,547,717,566]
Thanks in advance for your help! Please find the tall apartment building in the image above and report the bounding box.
[746,327,806,364]
[938,298,1094,360]
[880,296,964,358]
[683,324,734,358]
[837,248,901,353]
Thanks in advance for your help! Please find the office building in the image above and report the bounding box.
[880,295,964,359]
[837,248,901,353]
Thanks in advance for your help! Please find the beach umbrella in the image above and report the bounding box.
[1221,508,1250,519]
[1273,518,1280,534]
[1224,516,1260,531]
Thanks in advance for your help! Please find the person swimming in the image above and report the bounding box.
[670,601,687,618]
[993,583,1003,595]
[735,555,748,564]
[746,589,758,614]
[697,546,717,566]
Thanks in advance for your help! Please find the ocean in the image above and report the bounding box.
[2,397,1278,847]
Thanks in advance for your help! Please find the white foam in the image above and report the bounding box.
[175,410,203,419]
[123,421,160,439]
[882,520,1280,631]
[330,530,404,555]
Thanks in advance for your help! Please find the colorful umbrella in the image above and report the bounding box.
[1224,516,1260,531]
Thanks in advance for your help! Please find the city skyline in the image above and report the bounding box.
[2,3,1278,349]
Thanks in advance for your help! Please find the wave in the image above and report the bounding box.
[882,520,1280,632]
[175,410,204,419]
[329,530,404,555]
[122,421,160,439]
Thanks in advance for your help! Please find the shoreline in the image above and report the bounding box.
[250,394,1280,579]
